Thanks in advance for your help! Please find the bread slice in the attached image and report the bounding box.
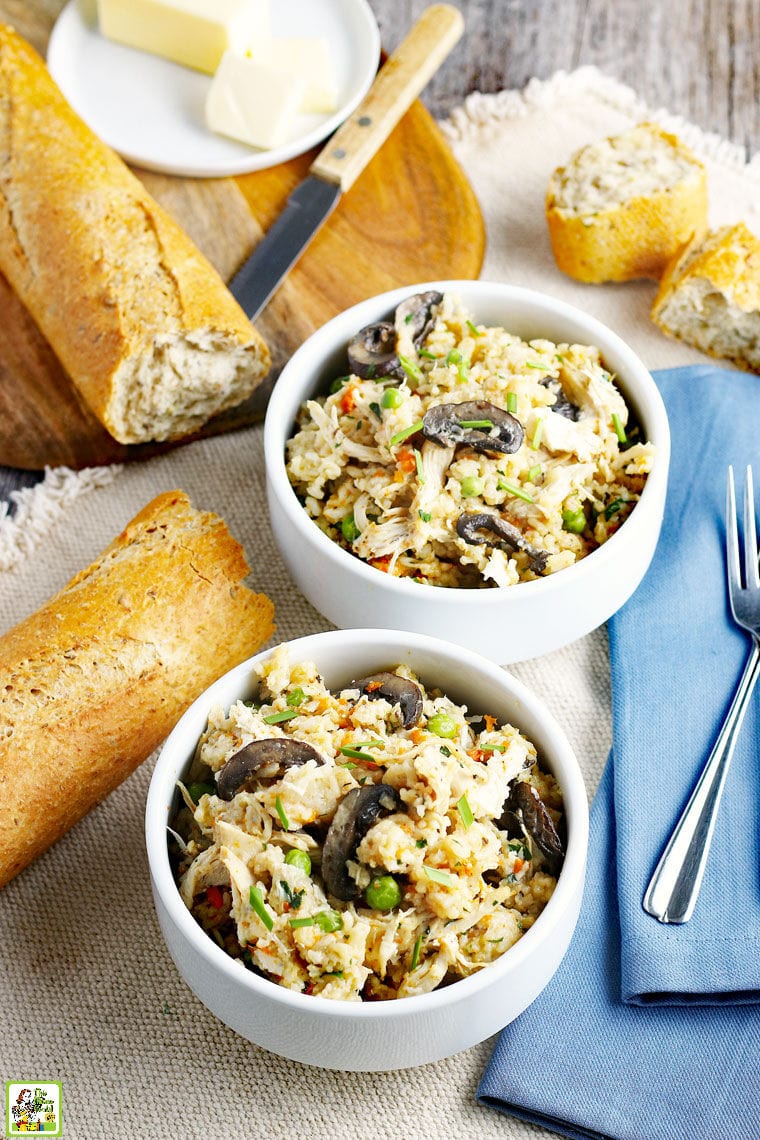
[546,122,708,283]
[0,491,275,888]
[0,25,270,445]
[651,222,760,370]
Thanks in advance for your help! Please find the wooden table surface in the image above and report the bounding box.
[1,0,758,497]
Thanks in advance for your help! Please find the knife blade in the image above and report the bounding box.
[229,4,465,320]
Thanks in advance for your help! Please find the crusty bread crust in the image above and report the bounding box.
[0,491,275,888]
[652,222,760,370]
[0,24,270,444]
[546,123,708,284]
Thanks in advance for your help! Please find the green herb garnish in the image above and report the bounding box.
[612,413,627,443]
[423,865,453,886]
[390,420,424,447]
[530,418,544,450]
[263,709,298,725]
[410,933,423,970]
[466,319,482,337]
[286,687,305,708]
[457,794,474,830]
[414,447,426,483]
[248,885,274,930]
[459,419,494,430]
[275,796,290,830]
[497,479,534,503]
[289,915,315,929]
[279,880,303,909]
[419,509,432,522]
[398,355,423,386]
[506,391,518,413]
[340,746,378,763]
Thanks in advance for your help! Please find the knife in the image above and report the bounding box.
[229,4,465,320]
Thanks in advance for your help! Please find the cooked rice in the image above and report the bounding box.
[173,646,564,1001]
[285,292,654,587]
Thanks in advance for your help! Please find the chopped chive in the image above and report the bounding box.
[410,933,423,969]
[415,838,428,848]
[506,391,518,413]
[423,865,453,886]
[612,413,627,443]
[605,498,626,520]
[390,420,424,447]
[369,401,382,420]
[398,354,423,385]
[341,513,361,542]
[339,761,357,769]
[404,312,414,324]
[459,419,494,430]
[275,796,290,830]
[248,885,274,931]
[525,361,547,370]
[530,418,544,450]
[480,742,506,753]
[457,793,474,830]
[497,480,534,504]
[340,746,378,763]
[466,319,482,337]
[445,349,462,365]
[279,879,303,909]
[555,353,565,362]
[289,915,315,929]
[418,509,432,522]
[263,709,298,725]
[414,447,426,483]
[187,780,215,804]
[353,739,385,749]
[329,375,350,393]
[286,687,305,708]
[418,349,439,360]
[439,745,452,757]
[526,464,542,482]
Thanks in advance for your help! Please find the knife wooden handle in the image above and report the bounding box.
[310,4,465,192]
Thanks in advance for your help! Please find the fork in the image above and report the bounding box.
[642,465,760,924]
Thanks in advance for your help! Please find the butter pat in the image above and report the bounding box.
[96,0,270,75]
[206,52,305,149]
[251,37,338,114]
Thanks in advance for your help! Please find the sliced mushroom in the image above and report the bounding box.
[352,671,424,728]
[216,738,324,801]
[541,377,581,421]
[422,400,524,455]
[394,290,443,345]
[346,292,443,381]
[456,511,549,574]
[321,784,402,901]
[498,781,564,871]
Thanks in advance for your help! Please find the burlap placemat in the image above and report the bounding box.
[1,67,758,1140]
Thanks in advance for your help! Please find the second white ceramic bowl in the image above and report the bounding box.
[146,628,588,1071]
[264,281,670,663]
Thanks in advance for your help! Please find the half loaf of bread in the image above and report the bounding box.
[0,24,270,445]
[0,491,275,888]
[546,122,708,283]
[652,222,760,371]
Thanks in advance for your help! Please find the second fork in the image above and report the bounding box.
[642,465,760,924]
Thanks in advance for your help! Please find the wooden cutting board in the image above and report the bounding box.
[0,3,485,470]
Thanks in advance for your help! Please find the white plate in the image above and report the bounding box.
[47,0,380,178]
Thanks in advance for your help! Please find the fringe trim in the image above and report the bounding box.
[441,65,760,177]
[0,465,121,572]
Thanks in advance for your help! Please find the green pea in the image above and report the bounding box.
[562,506,586,534]
[284,848,312,876]
[427,712,458,739]
[459,475,482,498]
[381,387,405,410]
[314,909,343,933]
[365,875,402,911]
[341,513,361,542]
[187,781,214,804]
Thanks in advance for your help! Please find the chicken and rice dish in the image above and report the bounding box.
[171,646,565,1001]
[285,291,654,587]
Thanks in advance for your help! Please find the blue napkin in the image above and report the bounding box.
[610,365,760,1004]
[478,366,760,1137]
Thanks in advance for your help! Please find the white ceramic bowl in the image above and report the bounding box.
[264,281,670,663]
[146,628,588,1072]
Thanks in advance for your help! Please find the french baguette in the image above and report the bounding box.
[0,24,270,445]
[546,122,708,283]
[651,222,760,371]
[0,491,275,888]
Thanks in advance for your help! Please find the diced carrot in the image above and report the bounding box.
[370,555,392,573]
[396,448,416,474]
[339,386,356,414]
[410,728,426,744]
[206,885,224,909]
[467,748,488,763]
[484,714,497,731]
[513,858,525,873]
